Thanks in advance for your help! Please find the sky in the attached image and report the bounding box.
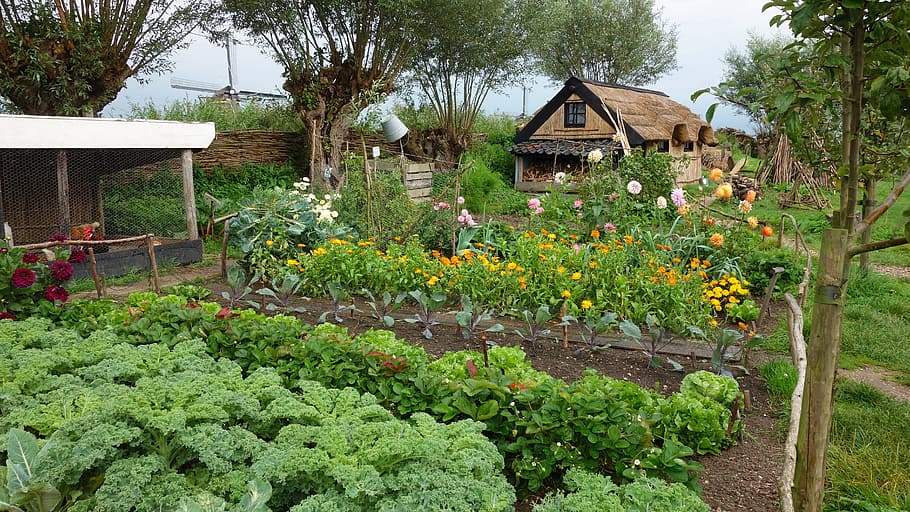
[104,0,787,134]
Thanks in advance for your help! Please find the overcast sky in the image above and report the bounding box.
[104,0,787,133]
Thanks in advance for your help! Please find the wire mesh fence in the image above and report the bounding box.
[0,148,189,246]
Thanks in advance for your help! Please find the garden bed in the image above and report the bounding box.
[206,284,785,512]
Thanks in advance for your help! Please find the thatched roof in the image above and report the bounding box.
[514,77,716,147]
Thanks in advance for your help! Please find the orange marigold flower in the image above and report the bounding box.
[745,189,757,203]
[581,300,592,309]
[715,182,734,199]
[591,229,600,239]
[709,168,724,182]
[710,233,724,247]
[561,290,571,298]
[762,225,775,237]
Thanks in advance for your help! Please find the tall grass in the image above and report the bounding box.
[129,98,301,132]
[758,363,910,512]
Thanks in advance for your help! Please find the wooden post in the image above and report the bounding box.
[781,293,808,512]
[794,228,849,512]
[181,149,199,240]
[56,150,71,234]
[221,219,230,280]
[146,234,160,293]
[87,248,102,299]
[561,302,568,348]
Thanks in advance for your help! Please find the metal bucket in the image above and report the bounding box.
[380,114,409,143]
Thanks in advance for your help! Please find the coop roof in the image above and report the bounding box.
[0,114,215,149]
[509,139,621,158]
[514,76,716,147]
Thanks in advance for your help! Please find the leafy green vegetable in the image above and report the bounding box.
[680,371,741,408]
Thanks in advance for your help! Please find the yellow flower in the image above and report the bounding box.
[557,266,566,274]
[715,182,733,199]
[571,272,582,280]
[710,319,719,327]
[287,259,299,266]
[581,300,593,309]
[427,276,439,286]
[561,290,571,299]
[265,240,274,247]
[747,216,759,228]
[547,233,556,240]
[588,261,598,269]
[506,262,517,271]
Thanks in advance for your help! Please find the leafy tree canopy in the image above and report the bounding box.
[224,0,419,187]
[0,0,215,116]
[529,0,678,86]
[403,0,530,157]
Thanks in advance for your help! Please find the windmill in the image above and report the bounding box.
[170,35,286,102]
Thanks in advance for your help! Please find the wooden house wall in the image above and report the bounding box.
[529,94,617,140]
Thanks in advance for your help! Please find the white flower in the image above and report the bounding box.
[656,196,667,209]
[587,149,603,164]
[627,180,642,195]
[554,171,567,184]
[612,132,624,142]
[634,459,641,466]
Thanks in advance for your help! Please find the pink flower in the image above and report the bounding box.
[49,260,74,282]
[457,196,465,205]
[50,233,67,242]
[434,201,450,211]
[626,181,642,195]
[44,285,68,303]
[11,267,35,288]
[572,243,582,253]
[604,223,617,232]
[457,215,465,223]
[574,199,583,208]
[527,198,541,209]
[534,207,544,215]
[671,188,686,207]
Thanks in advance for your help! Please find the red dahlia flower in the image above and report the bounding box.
[11,267,36,288]
[49,260,74,282]
[21,252,39,264]
[44,285,68,303]
[0,311,14,320]
[68,248,87,264]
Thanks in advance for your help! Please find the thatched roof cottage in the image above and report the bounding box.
[509,76,717,191]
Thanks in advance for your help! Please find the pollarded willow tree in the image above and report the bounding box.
[761,1,910,511]
[529,0,678,86]
[403,0,530,162]
[224,0,418,189]
[0,0,214,116]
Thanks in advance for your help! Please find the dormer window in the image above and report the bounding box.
[683,141,695,152]
[656,140,670,153]
[564,102,586,128]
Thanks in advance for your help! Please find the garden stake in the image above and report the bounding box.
[690,350,697,370]
[146,234,160,293]
[743,390,753,412]
[221,219,230,279]
[87,247,102,299]
[100,272,107,297]
[757,266,785,324]
[481,332,489,368]
[561,302,568,348]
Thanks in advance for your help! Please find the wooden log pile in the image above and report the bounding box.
[729,172,761,201]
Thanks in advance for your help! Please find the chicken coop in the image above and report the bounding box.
[0,114,215,278]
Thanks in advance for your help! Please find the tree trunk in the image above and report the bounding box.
[793,228,849,512]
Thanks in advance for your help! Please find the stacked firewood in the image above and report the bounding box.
[729,172,761,201]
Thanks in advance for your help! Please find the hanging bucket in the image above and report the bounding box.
[381,114,409,143]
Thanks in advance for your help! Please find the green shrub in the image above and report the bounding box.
[129,98,301,132]
[334,156,417,241]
